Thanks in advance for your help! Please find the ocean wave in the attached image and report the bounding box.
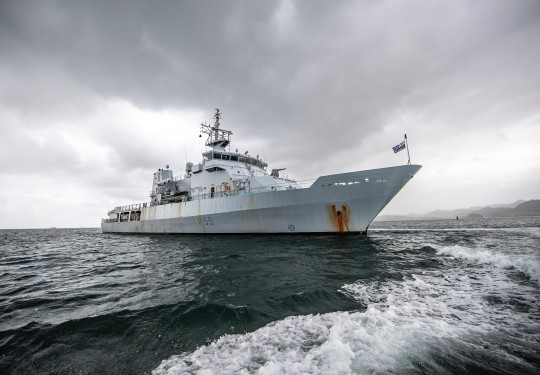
[153,260,539,375]
[435,244,540,282]
[180,302,267,325]
[153,312,368,375]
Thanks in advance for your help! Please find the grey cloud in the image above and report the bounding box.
[0,126,80,174]
[3,1,539,134]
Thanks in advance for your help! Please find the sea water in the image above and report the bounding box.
[0,217,538,374]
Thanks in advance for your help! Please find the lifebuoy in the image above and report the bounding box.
[226,185,230,191]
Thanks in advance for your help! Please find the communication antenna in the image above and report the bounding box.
[199,108,233,151]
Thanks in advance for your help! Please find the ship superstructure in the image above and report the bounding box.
[102,109,421,234]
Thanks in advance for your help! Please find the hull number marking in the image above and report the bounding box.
[198,217,214,226]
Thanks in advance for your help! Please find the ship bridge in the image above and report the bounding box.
[202,150,268,170]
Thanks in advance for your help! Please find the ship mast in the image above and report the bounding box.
[200,108,233,151]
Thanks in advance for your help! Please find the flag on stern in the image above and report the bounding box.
[392,141,406,153]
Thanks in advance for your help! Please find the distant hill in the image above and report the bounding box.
[467,200,540,218]
[515,199,540,212]
[488,200,525,208]
[376,199,540,221]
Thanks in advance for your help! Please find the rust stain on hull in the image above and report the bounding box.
[200,218,206,234]
[341,204,350,231]
[197,200,206,233]
[327,204,351,232]
[336,210,344,232]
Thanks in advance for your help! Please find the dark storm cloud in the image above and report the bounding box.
[2,0,539,140]
[1,0,277,111]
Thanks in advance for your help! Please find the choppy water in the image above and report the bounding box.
[1,217,538,374]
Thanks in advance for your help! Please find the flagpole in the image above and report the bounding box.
[404,134,411,165]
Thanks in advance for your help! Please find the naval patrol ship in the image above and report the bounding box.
[101,109,421,234]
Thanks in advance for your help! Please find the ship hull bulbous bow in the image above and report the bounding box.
[101,165,421,234]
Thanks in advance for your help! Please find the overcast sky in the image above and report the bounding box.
[1,0,539,228]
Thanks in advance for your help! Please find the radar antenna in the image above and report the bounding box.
[200,108,233,151]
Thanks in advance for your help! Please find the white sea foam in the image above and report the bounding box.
[153,238,540,375]
[435,244,540,282]
[154,262,538,374]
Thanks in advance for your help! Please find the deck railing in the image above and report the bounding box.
[103,179,317,221]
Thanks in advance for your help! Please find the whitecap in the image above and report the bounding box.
[154,267,538,374]
[435,244,540,282]
[153,241,540,375]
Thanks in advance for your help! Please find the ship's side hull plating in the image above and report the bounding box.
[101,165,421,234]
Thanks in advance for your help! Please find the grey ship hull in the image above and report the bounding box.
[101,165,421,234]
